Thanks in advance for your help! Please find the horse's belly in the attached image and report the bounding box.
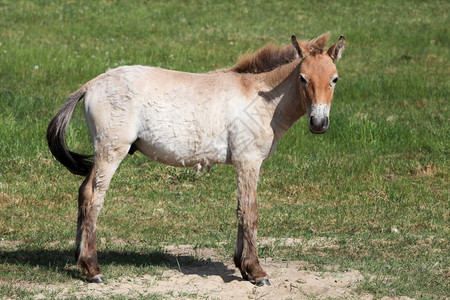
[135,130,229,167]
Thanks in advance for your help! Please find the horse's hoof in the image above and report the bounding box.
[89,275,104,283]
[256,278,271,286]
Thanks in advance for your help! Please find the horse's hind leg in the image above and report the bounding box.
[75,144,129,282]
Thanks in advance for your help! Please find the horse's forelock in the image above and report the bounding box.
[305,33,330,56]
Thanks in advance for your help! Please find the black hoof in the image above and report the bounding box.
[256,278,271,286]
[89,275,104,283]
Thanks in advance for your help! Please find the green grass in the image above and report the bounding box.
[0,0,448,299]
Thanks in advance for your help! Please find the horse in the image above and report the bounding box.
[47,33,345,286]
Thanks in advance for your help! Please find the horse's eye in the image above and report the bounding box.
[300,74,308,84]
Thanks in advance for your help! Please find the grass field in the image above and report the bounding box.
[0,0,448,299]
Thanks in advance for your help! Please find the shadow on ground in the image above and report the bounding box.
[0,247,242,283]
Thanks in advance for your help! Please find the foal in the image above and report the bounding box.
[47,33,345,286]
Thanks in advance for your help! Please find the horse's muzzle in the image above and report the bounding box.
[308,104,330,134]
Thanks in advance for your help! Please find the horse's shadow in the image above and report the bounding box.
[0,248,244,283]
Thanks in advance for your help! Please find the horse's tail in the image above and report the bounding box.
[47,87,93,176]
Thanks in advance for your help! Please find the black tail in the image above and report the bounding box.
[47,88,93,176]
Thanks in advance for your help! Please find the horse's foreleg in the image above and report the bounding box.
[75,146,128,283]
[233,161,270,286]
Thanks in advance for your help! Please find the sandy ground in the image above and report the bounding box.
[2,239,415,299]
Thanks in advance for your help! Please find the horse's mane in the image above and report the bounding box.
[231,34,330,74]
[230,44,298,74]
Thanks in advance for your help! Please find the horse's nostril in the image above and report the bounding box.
[309,116,314,127]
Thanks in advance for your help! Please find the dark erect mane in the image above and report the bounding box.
[231,34,330,74]
[230,44,298,74]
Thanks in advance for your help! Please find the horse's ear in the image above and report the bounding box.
[291,35,307,59]
[327,35,346,62]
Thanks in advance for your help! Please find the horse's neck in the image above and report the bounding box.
[258,60,306,137]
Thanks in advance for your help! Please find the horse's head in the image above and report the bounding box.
[291,34,345,134]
